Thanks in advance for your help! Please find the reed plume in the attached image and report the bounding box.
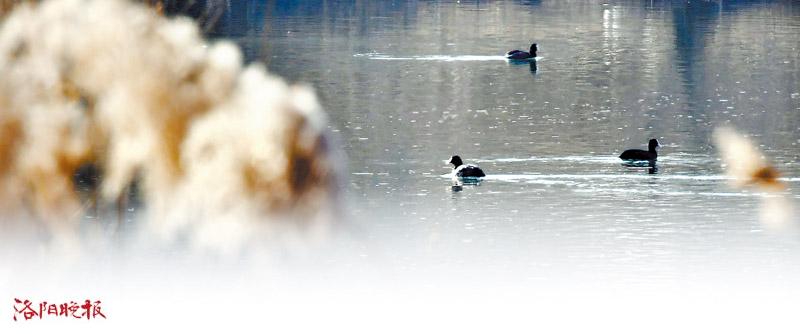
[0,0,339,251]
[713,127,792,229]
[713,127,784,190]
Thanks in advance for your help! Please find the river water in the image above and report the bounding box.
[202,0,800,284]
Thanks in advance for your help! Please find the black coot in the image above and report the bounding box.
[448,155,486,177]
[506,43,537,60]
[619,139,660,161]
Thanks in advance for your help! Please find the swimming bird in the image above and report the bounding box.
[506,43,537,60]
[619,139,660,161]
[448,155,486,178]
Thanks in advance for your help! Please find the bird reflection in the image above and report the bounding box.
[621,159,658,174]
[648,160,658,174]
[507,58,537,76]
[449,177,481,193]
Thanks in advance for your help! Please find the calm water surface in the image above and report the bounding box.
[205,1,800,288]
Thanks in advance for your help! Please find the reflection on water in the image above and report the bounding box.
[449,176,483,193]
[356,53,511,61]
[508,58,539,74]
[205,0,800,285]
[620,159,658,173]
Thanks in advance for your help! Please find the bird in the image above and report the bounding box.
[448,155,486,178]
[506,43,537,60]
[619,139,660,161]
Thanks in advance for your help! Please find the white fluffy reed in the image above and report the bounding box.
[713,127,783,190]
[713,127,793,229]
[0,0,338,251]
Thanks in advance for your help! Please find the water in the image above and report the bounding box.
[203,0,800,284]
